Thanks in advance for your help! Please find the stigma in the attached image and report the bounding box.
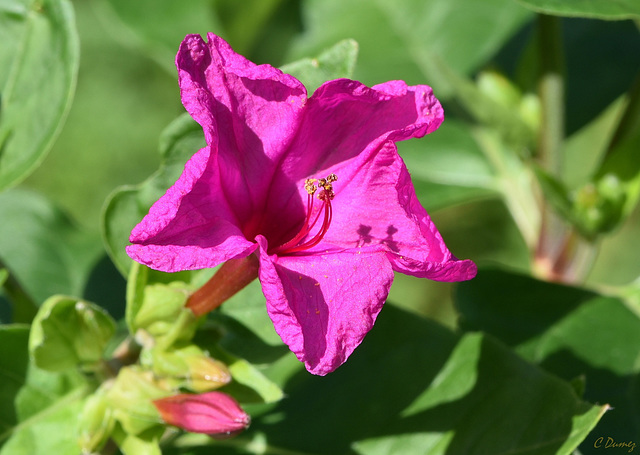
[272,173,337,255]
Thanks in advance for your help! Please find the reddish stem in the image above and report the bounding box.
[186,254,260,317]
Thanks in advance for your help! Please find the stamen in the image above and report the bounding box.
[271,174,337,255]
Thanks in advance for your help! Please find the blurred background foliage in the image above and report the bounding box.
[11,0,640,326]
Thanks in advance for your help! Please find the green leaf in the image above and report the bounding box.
[0,0,79,191]
[0,189,102,317]
[289,0,532,98]
[0,325,87,454]
[281,39,359,93]
[514,0,640,20]
[102,113,205,275]
[93,0,221,74]
[218,279,282,348]
[456,267,640,452]
[399,119,497,211]
[534,164,572,214]
[29,296,116,371]
[202,345,285,405]
[112,425,163,455]
[213,306,604,455]
[561,97,626,188]
[226,357,284,404]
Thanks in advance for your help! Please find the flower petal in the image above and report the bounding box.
[255,236,393,375]
[264,79,444,242]
[153,391,250,435]
[127,145,256,272]
[277,79,443,182]
[177,33,307,229]
[301,141,477,282]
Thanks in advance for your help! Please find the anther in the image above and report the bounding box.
[271,173,338,255]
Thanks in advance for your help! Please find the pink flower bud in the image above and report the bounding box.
[153,391,250,437]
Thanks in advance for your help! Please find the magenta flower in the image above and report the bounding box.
[153,391,250,436]
[127,33,476,375]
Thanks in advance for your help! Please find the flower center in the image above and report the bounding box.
[271,173,337,255]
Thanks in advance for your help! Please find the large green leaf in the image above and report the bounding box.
[0,189,102,319]
[289,0,532,97]
[0,0,79,191]
[456,267,640,454]
[172,306,605,455]
[514,0,640,20]
[0,325,87,454]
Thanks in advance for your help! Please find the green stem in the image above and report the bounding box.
[534,15,576,281]
[536,14,565,176]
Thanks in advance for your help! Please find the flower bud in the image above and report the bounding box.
[106,366,170,435]
[146,345,231,392]
[126,264,197,348]
[77,392,115,454]
[153,392,250,437]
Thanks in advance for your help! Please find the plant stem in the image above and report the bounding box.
[186,254,260,317]
[533,14,576,282]
[536,14,565,177]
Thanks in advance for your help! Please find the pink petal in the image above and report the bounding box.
[255,236,394,375]
[277,79,443,182]
[127,145,256,272]
[304,141,477,281]
[176,34,307,231]
[263,79,444,242]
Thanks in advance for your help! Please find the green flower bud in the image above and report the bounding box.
[518,93,541,133]
[144,345,231,393]
[477,70,520,109]
[571,174,626,237]
[133,283,191,335]
[78,391,115,454]
[106,366,170,435]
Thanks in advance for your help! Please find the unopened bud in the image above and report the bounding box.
[153,391,250,437]
[78,392,115,454]
[106,366,170,435]
[146,345,231,392]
